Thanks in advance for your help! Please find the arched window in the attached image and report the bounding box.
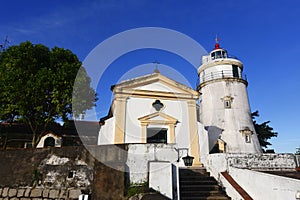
[44,137,55,147]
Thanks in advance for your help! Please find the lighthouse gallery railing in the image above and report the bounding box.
[200,70,247,83]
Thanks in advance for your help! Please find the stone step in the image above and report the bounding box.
[180,189,227,196]
[180,177,214,183]
[179,168,231,200]
[180,173,211,177]
[180,184,221,191]
[180,168,208,173]
[180,180,218,185]
[180,169,210,176]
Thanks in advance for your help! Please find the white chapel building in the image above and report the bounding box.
[98,42,262,165]
[96,42,300,200]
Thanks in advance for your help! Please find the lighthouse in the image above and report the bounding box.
[198,40,262,153]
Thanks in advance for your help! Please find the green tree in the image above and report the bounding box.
[251,110,278,149]
[0,41,96,146]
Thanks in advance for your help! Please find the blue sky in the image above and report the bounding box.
[1,0,300,153]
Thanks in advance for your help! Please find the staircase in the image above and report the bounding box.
[179,168,231,200]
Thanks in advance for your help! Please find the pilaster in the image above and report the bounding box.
[114,95,127,144]
[187,100,201,166]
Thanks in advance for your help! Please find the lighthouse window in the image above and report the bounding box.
[222,51,227,58]
[240,128,253,143]
[224,100,231,108]
[245,134,251,143]
[215,51,222,59]
[211,52,216,60]
[232,65,239,78]
[211,50,227,60]
[223,96,233,109]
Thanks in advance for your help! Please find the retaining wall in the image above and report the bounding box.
[0,145,127,200]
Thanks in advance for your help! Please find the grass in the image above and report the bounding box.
[126,181,151,198]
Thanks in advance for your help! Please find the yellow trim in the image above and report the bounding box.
[113,73,199,96]
[138,112,177,144]
[114,88,199,100]
[187,100,201,166]
[240,128,253,143]
[141,122,147,143]
[169,125,175,143]
[218,139,226,153]
[114,95,127,144]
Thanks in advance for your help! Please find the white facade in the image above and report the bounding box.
[98,117,115,145]
[98,72,202,166]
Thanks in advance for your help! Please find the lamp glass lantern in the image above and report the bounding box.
[182,154,194,166]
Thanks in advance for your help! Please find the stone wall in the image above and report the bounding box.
[0,187,83,199]
[0,144,180,200]
[0,146,95,188]
[226,153,296,170]
[0,145,127,200]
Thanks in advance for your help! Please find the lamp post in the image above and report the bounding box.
[182,154,194,167]
[175,148,194,166]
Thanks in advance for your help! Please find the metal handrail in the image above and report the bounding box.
[202,55,240,64]
[200,70,247,83]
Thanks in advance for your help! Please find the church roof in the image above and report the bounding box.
[100,72,199,125]
[111,72,199,97]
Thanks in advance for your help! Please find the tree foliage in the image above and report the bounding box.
[251,110,278,149]
[0,41,96,145]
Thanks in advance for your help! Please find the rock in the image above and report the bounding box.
[49,190,59,199]
[24,188,31,197]
[8,189,17,197]
[42,189,50,198]
[2,188,9,197]
[59,189,67,198]
[68,189,82,199]
[17,189,25,197]
[30,188,42,197]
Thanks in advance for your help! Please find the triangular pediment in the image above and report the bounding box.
[111,72,199,97]
[138,112,178,124]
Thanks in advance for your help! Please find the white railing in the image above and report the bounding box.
[200,70,246,84]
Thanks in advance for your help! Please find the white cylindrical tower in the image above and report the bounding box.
[198,42,261,153]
